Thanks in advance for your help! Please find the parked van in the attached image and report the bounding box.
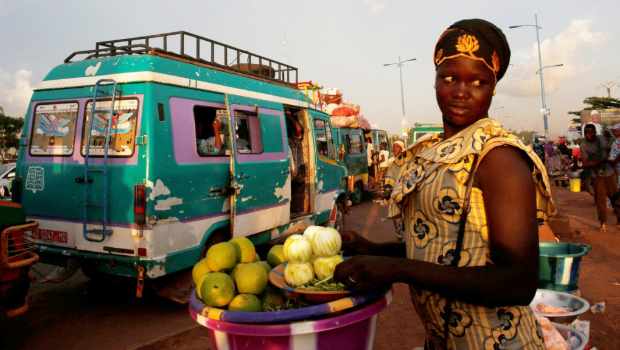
[410,123,444,145]
[333,127,381,205]
[12,32,348,295]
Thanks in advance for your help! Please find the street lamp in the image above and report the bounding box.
[536,64,563,74]
[384,54,416,147]
[490,106,504,120]
[504,115,515,130]
[510,12,556,141]
[516,119,527,139]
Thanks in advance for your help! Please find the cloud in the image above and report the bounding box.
[503,18,608,97]
[0,68,33,118]
[365,0,386,15]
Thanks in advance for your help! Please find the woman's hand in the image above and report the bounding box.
[334,255,398,291]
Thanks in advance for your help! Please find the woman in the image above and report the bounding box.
[334,19,555,349]
[385,140,406,240]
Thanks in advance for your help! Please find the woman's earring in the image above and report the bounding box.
[493,90,496,96]
[433,84,436,89]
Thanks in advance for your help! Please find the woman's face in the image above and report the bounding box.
[435,57,495,129]
[612,129,620,138]
[393,144,402,156]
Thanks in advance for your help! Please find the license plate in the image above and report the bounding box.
[32,229,68,243]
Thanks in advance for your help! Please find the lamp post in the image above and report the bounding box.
[516,119,527,139]
[490,106,504,120]
[510,13,556,141]
[384,54,416,147]
[536,64,563,74]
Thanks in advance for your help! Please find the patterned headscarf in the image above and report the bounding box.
[611,123,620,131]
[434,19,511,84]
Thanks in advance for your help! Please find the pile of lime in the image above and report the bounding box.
[192,237,293,312]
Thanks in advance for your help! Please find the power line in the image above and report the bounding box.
[599,81,619,98]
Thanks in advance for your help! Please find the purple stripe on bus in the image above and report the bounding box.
[24,96,143,166]
[178,211,229,223]
[229,104,288,163]
[169,97,229,164]
[235,200,289,216]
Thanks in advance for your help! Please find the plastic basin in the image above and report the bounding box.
[189,288,393,350]
[530,289,590,324]
[553,322,588,350]
[539,242,591,292]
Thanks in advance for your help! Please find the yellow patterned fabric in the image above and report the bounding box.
[384,118,555,349]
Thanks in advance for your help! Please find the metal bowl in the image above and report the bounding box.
[530,289,590,324]
[552,322,588,350]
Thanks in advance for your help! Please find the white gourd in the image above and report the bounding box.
[284,262,314,287]
[303,225,322,242]
[313,255,344,280]
[283,234,312,263]
[311,228,342,257]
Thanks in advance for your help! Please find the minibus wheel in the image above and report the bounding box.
[199,229,230,259]
[333,202,345,232]
[351,183,363,205]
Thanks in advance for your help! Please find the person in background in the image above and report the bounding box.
[581,124,620,231]
[608,123,620,189]
[571,138,582,169]
[384,140,406,240]
[196,118,224,156]
[374,142,389,202]
[557,138,571,171]
[286,110,304,181]
[366,137,376,180]
[533,137,545,162]
[335,18,554,349]
[545,138,557,173]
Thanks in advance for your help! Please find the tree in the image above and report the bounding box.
[568,96,620,132]
[0,106,24,163]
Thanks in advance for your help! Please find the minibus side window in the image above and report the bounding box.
[29,102,79,156]
[314,120,336,159]
[346,134,363,154]
[234,110,263,154]
[194,106,230,156]
[82,99,139,157]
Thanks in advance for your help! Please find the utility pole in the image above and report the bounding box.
[599,81,619,98]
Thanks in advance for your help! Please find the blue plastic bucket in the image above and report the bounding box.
[539,242,591,292]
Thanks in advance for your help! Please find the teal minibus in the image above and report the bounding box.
[12,32,347,296]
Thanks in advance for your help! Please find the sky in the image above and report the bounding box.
[1,0,619,139]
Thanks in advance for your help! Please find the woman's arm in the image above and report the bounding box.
[335,146,539,307]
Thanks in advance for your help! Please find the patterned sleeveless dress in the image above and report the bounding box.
[384,118,556,349]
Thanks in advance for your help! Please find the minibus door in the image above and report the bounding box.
[226,101,291,238]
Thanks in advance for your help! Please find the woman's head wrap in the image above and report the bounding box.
[434,19,511,84]
[393,141,405,150]
[611,123,620,131]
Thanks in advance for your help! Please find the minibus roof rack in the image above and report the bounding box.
[64,31,298,85]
